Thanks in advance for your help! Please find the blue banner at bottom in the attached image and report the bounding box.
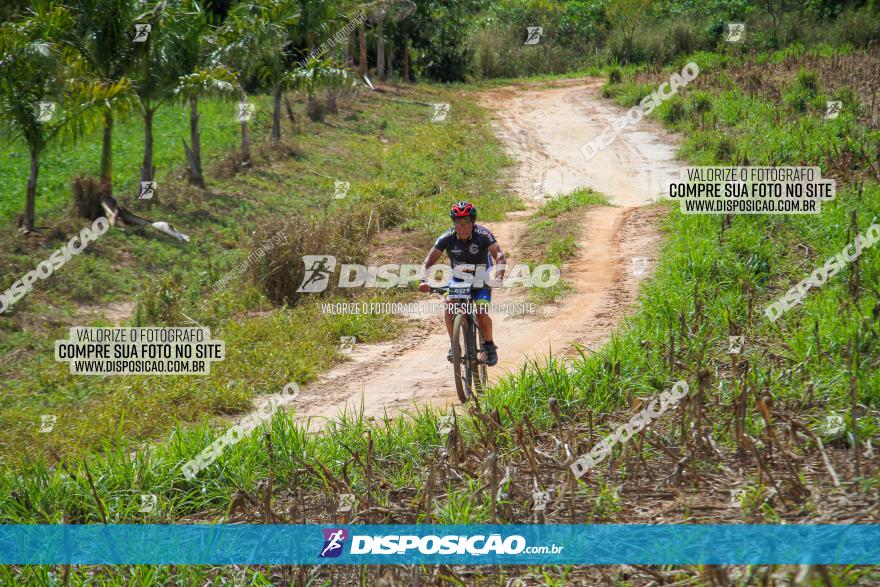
[0,524,877,565]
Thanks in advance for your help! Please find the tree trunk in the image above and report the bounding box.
[188,95,205,187]
[23,149,38,232]
[345,29,354,67]
[240,101,251,167]
[272,83,282,143]
[326,89,338,114]
[141,108,155,183]
[386,39,394,81]
[376,17,385,80]
[403,31,410,82]
[358,21,367,76]
[100,110,113,192]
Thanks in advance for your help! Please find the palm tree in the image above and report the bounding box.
[175,66,240,187]
[288,57,356,117]
[129,0,207,189]
[63,0,140,193]
[169,0,239,187]
[0,4,126,232]
[217,0,298,162]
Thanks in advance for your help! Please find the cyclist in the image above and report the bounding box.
[418,201,506,366]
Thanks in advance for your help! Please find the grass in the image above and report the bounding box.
[2,41,880,587]
[518,187,610,304]
[0,82,518,462]
[0,95,250,222]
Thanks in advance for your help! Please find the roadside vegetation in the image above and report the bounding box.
[0,83,516,460]
[1,0,880,584]
[518,187,610,304]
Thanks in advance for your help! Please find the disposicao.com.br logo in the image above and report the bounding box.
[319,530,563,557]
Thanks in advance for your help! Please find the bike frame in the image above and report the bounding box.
[431,286,489,401]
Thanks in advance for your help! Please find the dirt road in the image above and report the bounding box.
[257,78,686,429]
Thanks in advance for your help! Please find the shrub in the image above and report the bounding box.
[251,207,381,308]
[608,67,622,84]
[71,175,110,221]
[689,91,712,115]
[660,97,686,124]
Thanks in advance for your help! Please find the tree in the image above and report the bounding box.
[217,0,297,162]
[171,0,239,187]
[175,66,239,187]
[0,3,126,232]
[64,0,140,193]
[129,0,207,189]
[407,0,479,82]
[288,57,356,117]
[606,0,653,63]
[367,0,414,81]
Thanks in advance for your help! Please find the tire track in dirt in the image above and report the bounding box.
[247,79,686,430]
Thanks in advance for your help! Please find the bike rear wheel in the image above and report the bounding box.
[451,313,473,403]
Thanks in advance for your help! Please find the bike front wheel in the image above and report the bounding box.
[451,313,473,403]
[474,328,488,394]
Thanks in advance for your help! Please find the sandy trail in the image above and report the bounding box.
[251,78,686,430]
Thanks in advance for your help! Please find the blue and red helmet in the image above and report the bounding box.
[450,201,476,220]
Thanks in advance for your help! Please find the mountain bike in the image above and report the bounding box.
[430,285,489,403]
